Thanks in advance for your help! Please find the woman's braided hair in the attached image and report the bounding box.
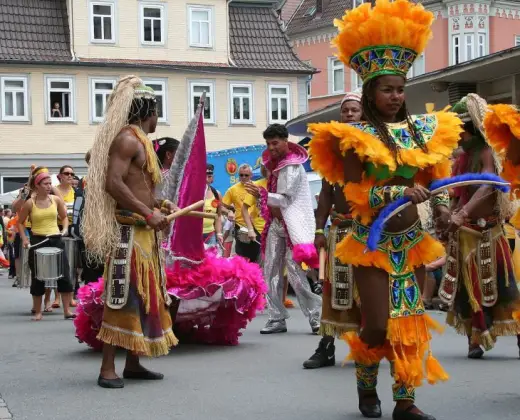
[361,77,428,160]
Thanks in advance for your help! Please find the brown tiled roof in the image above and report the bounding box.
[279,0,305,22]
[0,0,72,62]
[229,4,314,73]
[286,0,351,36]
[287,0,436,37]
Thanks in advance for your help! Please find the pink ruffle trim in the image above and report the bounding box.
[166,250,267,346]
[73,279,105,351]
[292,243,319,268]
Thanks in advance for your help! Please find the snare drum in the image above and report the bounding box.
[62,237,78,282]
[35,247,63,289]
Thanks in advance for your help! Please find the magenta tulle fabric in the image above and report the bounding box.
[292,243,319,268]
[73,279,105,351]
[166,250,267,345]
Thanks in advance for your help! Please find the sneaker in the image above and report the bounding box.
[260,319,287,334]
[303,337,335,368]
[309,316,320,334]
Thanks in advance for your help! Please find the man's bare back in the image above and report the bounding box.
[105,127,158,220]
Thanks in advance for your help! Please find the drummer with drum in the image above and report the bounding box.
[17,166,75,321]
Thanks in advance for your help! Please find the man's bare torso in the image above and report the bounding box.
[108,127,156,210]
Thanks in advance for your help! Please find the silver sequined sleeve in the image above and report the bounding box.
[267,165,302,209]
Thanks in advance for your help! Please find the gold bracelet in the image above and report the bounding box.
[315,229,325,235]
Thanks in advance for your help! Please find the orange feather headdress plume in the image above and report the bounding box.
[333,0,434,83]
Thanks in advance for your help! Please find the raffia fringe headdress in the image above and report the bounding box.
[82,75,155,263]
[333,0,434,83]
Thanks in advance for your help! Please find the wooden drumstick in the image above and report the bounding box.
[318,248,326,281]
[165,200,205,223]
[186,211,217,220]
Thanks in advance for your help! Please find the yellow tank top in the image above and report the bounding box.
[61,186,75,204]
[31,197,60,236]
[202,195,218,235]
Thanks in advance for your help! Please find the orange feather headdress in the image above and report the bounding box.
[333,0,434,83]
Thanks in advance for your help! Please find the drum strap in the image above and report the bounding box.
[105,225,134,309]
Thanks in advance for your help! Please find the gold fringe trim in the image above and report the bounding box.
[319,321,359,338]
[446,311,520,351]
[97,326,178,357]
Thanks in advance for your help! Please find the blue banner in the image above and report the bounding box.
[207,145,265,194]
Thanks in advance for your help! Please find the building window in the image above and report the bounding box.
[465,33,474,61]
[477,33,486,58]
[516,35,520,46]
[140,4,164,45]
[268,84,290,124]
[45,76,75,122]
[188,6,212,48]
[1,76,29,122]
[329,58,345,94]
[229,82,253,125]
[307,80,311,98]
[407,54,426,79]
[351,71,363,91]
[142,79,167,123]
[189,80,215,123]
[452,35,460,65]
[352,0,364,8]
[90,78,115,123]
[90,1,115,43]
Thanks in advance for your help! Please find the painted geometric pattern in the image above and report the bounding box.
[350,114,437,151]
[389,272,425,319]
[350,45,418,82]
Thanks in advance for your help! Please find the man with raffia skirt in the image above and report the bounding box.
[82,76,178,389]
[307,1,460,419]
[438,94,520,359]
[303,91,363,369]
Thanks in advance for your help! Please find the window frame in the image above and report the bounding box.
[328,57,345,95]
[407,53,426,79]
[44,75,76,123]
[229,81,254,125]
[465,33,475,62]
[141,78,169,124]
[188,5,213,49]
[452,34,460,65]
[89,77,117,124]
[516,35,520,47]
[267,83,291,124]
[188,79,216,124]
[139,2,165,46]
[352,0,364,9]
[0,75,29,122]
[89,1,116,44]
[477,32,486,58]
[350,71,363,92]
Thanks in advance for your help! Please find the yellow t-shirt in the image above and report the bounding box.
[243,178,267,234]
[202,193,218,235]
[222,182,250,227]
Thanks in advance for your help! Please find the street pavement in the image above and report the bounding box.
[0,271,519,420]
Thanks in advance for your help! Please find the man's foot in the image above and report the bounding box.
[303,337,335,369]
[358,388,382,418]
[70,300,77,307]
[309,317,320,334]
[392,405,435,420]
[97,375,124,389]
[260,319,287,334]
[123,369,164,380]
[52,302,60,309]
[468,345,484,359]
[284,298,294,308]
[32,313,43,321]
[11,278,18,287]
[64,313,77,320]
